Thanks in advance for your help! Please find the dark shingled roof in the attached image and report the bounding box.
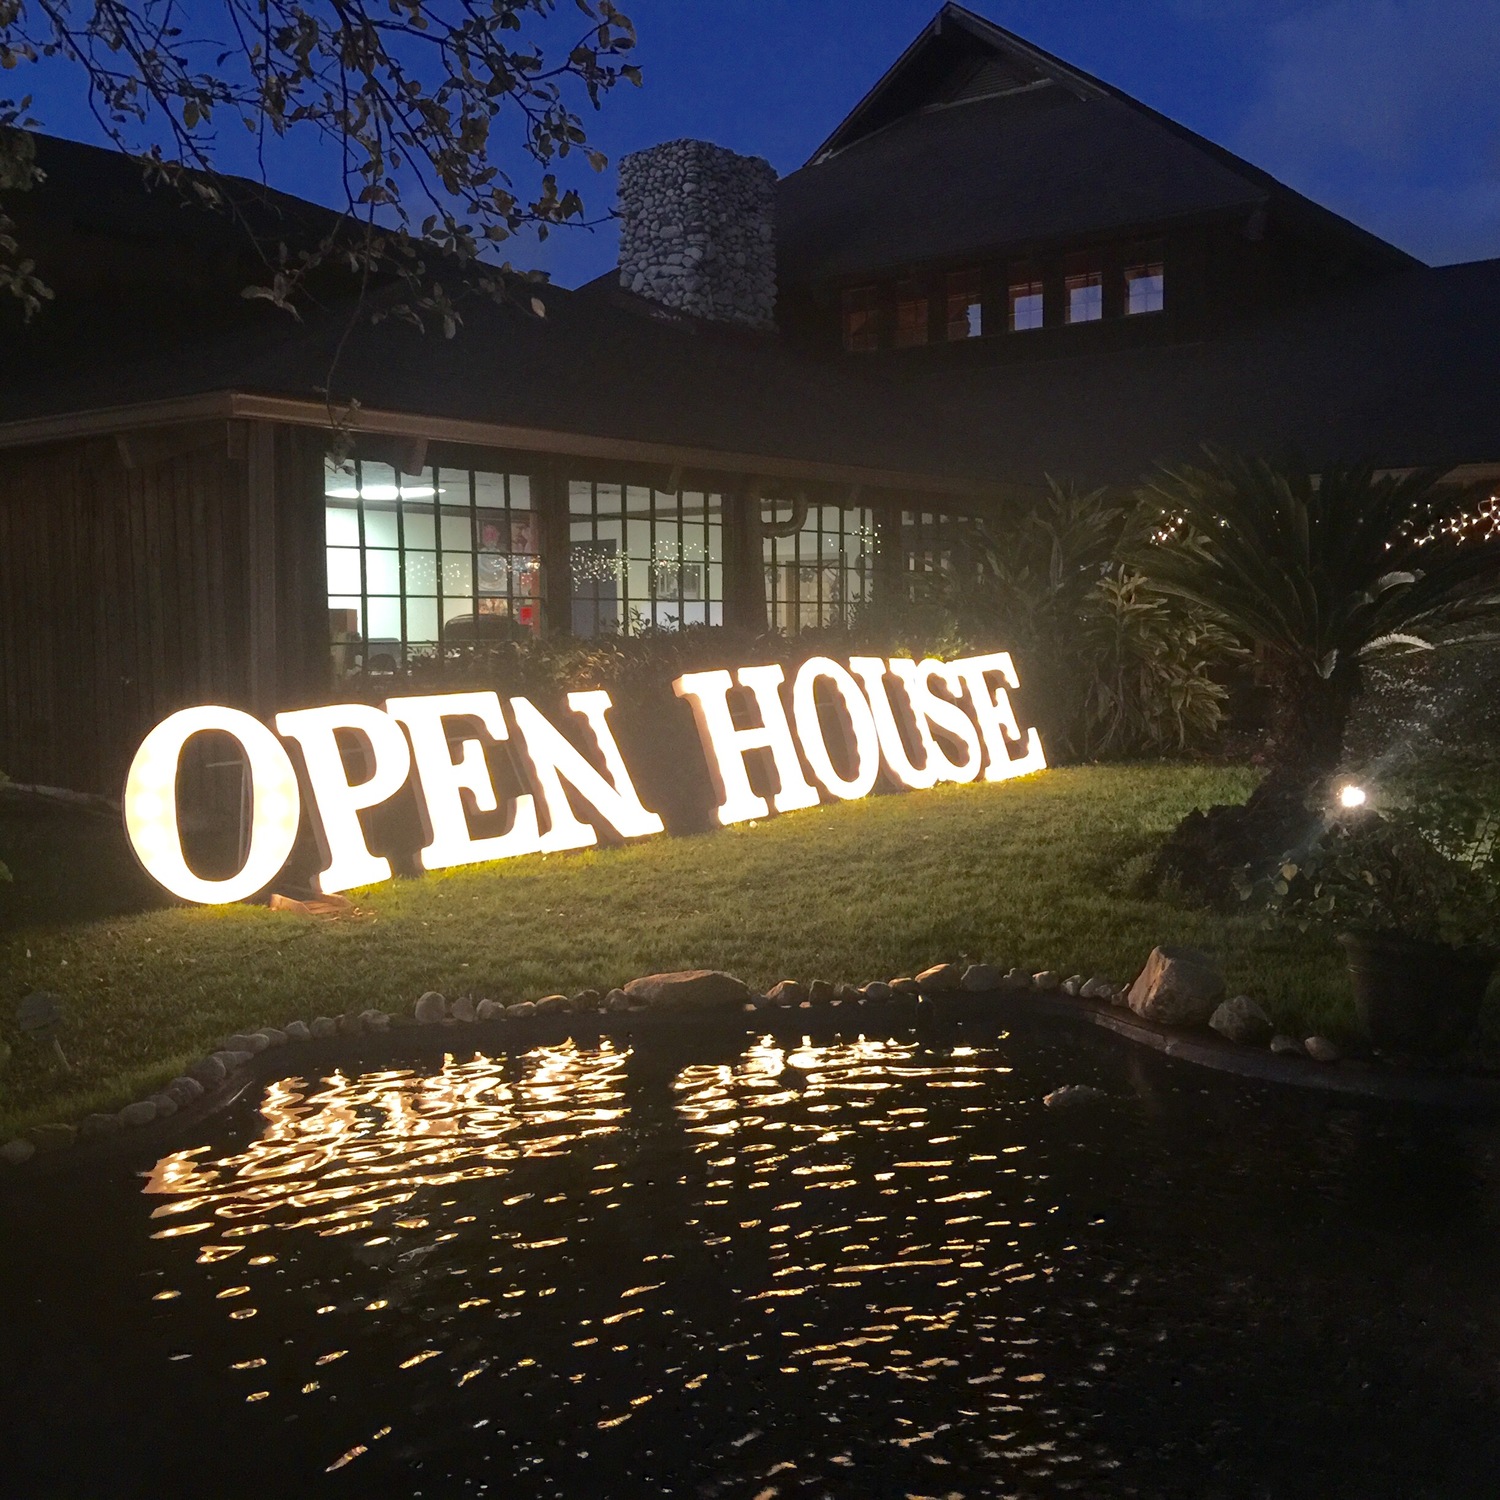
[778,2,1415,286]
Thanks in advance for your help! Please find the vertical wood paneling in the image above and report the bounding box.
[0,430,268,794]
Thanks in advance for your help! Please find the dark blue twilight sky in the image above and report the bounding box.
[31,0,1500,286]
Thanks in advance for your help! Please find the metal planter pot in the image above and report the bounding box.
[1338,931,1495,1057]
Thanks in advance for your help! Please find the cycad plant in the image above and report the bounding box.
[1137,451,1500,793]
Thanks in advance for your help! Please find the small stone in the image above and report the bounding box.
[148,1094,178,1120]
[535,994,571,1015]
[960,964,1003,993]
[506,1001,537,1020]
[309,1017,337,1040]
[225,1032,269,1055]
[212,1049,253,1072]
[863,982,894,1002]
[1002,967,1034,991]
[807,980,838,1005]
[29,1123,78,1152]
[476,999,504,1022]
[1080,976,1114,1001]
[336,1012,365,1037]
[260,1028,289,1049]
[190,1055,227,1087]
[915,964,962,993]
[890,978,921,996]
[833,983,862,1005]
[1,1138,36,1166]
[118,1101,158,1128]
[165,1077,205,1107]
[1033,971,1062,992]
[605,989,631,1013]
[767,980,809,1008]
[361,1009,390,1032]
[283,1021,311,1043]
[79,1112,123,1140]
[1062,976,1085,996]
[1270,1034,1305,1057]
[1044,1085,1109,1109]
[450,996,476,1023]
[572,990,602,1010]
[1128,946,1226,1027]
[414,992,448,1024]
[1305,1036,1342,1064]
[1210,996,1274,1046]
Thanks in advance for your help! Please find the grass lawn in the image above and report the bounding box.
[0,763,1367,1137]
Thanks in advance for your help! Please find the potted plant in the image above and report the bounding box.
[1263,798,1499,1056]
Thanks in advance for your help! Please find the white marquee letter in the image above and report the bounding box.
[509,692,666,852]
[674,666,820,825]
[791,657,881,801]
[385,692,542,872]
[276,704,413,892]
[950,653,1048,781]
[125,707,301,906]
[848,657,939,790]
[888,658,983,784]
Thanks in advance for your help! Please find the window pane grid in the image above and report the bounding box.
[569,480,723,636]
[325,458,540,674]
[764,506,875,633]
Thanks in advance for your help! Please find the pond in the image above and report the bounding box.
[4,1014,1500,1499]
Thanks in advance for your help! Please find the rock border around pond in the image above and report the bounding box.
[5,954,1499,1177]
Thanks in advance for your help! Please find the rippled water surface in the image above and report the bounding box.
[6,1017,1500,1499]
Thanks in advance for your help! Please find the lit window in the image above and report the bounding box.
[1009,275,1044,332]
[569,480,723,637]
[1125,255,1165,315]
[894,281,929,348]
[764,505,875,633]
[325,459,541,673]
[1066,265,1103,324]
[842,286,882,353]
[945,269,983,340]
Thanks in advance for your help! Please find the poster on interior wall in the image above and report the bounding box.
[122,653,1047,906]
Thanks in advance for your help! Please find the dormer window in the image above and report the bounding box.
[894,279,930,347]
[1125,247,1166,314]
[842,285,882,352]
[1008,267,1044,331]
[1065,255,1103,323]
[945,268,983,339]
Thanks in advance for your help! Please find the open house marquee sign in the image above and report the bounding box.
[124,653,1048,906]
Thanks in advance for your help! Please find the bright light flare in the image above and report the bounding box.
[1338,784,1369,810]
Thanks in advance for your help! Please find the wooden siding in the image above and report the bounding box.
[0,422,328,796]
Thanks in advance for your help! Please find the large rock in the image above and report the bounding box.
[960,964,1003,993]
[1209,995,1274,1046]
[414,992,447,1024]
[118,1100,158,1129]
[916,963,963,993]
[766,980,808,1008]
[1305,1036,1342,1064]
[1,1137,36,1166]
[190,1055,227,1087]
[1044,1085,1109,1109]
[624,971,751,1013]
[1127,946,1225,1027]
[28,1123,77,1152]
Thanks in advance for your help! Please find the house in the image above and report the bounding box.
[0,1,1497,797]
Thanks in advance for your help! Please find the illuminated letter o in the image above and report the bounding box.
[792,657,881,801]
[124,707,302,905]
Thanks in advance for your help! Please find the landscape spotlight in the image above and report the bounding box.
[1338,784,1369,810]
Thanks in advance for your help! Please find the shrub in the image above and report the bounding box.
[947,480,1240,760]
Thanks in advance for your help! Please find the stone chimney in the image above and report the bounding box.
[618,139,777,331]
